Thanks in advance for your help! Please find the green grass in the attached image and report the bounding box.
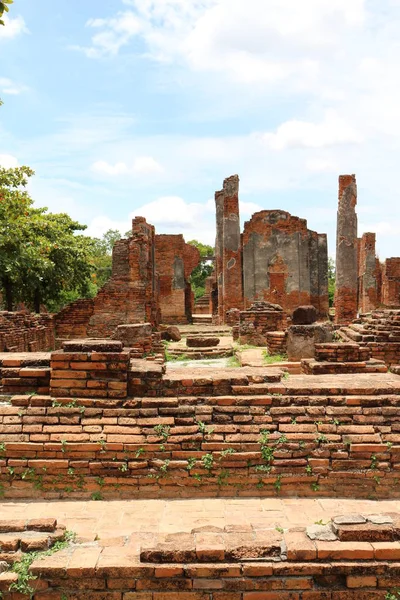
[262,350,288,364]
[227,355,241,367]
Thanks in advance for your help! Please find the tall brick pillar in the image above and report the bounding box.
[221,175,243,317]
[358,232,378,314]
[215,190,225,323]
[335,175,358,324]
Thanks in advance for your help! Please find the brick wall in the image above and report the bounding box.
[55,217,159,341]
[242,211,328,317]
[358,232,379,313]
[0,312,55,353]
[382,258,400,307]
[155,235,200,324]
[1,558,399,600]
[2,385,400,500]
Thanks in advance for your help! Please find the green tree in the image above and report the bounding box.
[187,240,214,300]
[91,229,122,288]
[328,257,336,307]
[0,165,96,312]
[0,0,13,26]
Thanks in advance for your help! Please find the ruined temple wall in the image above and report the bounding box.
[55,217,159,341]
[382,257,400,307]
[155,234,200,324]
[358,232,379,314]
[242,211,328,316]
[87,217,158,337]
[335,175,358,324]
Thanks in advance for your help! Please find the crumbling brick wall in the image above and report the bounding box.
[55,217,159,340]
[242,211,328,316]
[155,235,200,324]
[0,312,55,352]
[382,257,400,307]
[358,232,379,314]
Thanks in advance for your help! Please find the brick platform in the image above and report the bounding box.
[1,500,400,599]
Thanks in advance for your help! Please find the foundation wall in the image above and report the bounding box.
[2,390,400,500]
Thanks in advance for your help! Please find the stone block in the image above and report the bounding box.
[287,323,333,361]
[292,305,318,325]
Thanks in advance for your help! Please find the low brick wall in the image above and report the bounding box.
[1,558,400,599]
[0,353,50,395]
[1,386,400,500]
[368,342,400,366]
[0,312,55,353]
[315,343,371,363]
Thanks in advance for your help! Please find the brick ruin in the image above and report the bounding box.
[55,218,200,345]
[214,175,329,325]
[155,234,200,324]
[335,175,400,325]
[1,175,400,600]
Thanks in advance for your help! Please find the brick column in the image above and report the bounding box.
[215,189,225,324]
[358,232,378,313]
[335,175,358,324]
[222,175,243,317]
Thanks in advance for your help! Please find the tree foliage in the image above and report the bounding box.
[0,0,13,26]
[187,240,214,300]
[91,229,122,289]
[0,166,96,312]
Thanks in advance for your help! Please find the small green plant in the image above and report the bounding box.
[186,457,197,471]
[291,417,297,425]
[9,531,76,597]
[60,440,68,453]
[217,469,230,486]
[386,590,400,600]
[275,526,284,534]
[98,439,107,452]
[305,463,313,476]
[255,464,271,474]
[220,448,236,459]
[299,440,306,449]
[61,594,69,600]
[274,474,282,492]
[95,477,105,488]
[227,355,241,368]
[0,442,5,454]
[374,475,381,485]
[196,420,214,436]
[387,441,393,450]
[314,519,328,526]
[277,434,288,445]
[331,418,340,426]
[135,447,145,458]
[154,424,171,441]
[256,479,264,490]
[201,453,214,473]
[159,459,170,474]
[119,462,128,473]
[91,491,103,501]
[282,371,289,380]
[370,454,378,470]
[315,433,328,445]
[311,482,320,492]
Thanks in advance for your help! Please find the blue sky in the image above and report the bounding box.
[1,0,400,258]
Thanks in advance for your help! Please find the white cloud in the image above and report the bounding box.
[0,154,19,168]
[91,156,163,176]
[0,15,28,40]
[263,111,363,150]
[0,77,27,95]
[306,158,338,173]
